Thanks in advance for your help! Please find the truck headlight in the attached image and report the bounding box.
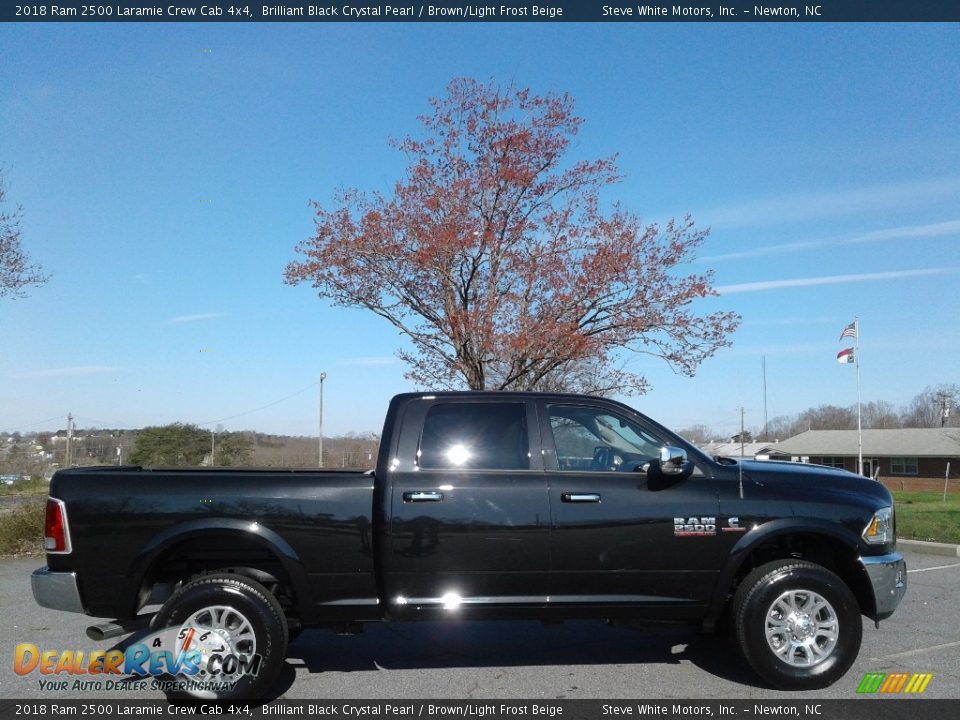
[862,507,893,545]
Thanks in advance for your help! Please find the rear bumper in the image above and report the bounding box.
[859,552,907,621]
[31,566,85,614]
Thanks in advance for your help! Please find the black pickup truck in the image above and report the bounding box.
[32,392,906,699]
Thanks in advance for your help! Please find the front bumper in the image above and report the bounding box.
[31,566,85,614]
[859,552,907,620]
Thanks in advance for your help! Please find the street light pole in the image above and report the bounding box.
[319,372,327,468]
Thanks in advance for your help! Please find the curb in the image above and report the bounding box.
[897,538,960,558]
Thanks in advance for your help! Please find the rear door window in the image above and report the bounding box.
[417,402,530,470]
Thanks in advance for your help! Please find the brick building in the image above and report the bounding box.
[773,428,960,492]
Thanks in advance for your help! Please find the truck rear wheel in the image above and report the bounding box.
[152,573,288,700]
[732,560,861,690]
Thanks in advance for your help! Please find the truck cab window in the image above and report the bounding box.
[548,404,661,472]
[418,402,530,470]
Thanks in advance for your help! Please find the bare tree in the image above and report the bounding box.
[676,424,717,444]
[901,384,959,428]
[796,405,857,431]
[286,79,739,395]
[0,171,48,299]
[764,415,804,441]
[861,400,900,429]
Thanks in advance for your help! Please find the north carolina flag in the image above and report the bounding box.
[839,321,857,340]
[837,348,855,364]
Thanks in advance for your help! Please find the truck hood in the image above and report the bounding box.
[733,459,893,506]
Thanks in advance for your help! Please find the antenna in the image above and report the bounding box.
[738,407,745,500]
[319,372,327,468]
[762,356,769,441]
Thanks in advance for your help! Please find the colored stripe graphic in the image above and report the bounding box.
[904,674,934,694]
[857,673,932,695]
[880,673,908,693]
[857,673,885,693]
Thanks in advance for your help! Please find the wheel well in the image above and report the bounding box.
[726,533,874,618]
[138,533,298,617]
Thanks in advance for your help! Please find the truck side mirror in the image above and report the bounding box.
[659,446,687,476]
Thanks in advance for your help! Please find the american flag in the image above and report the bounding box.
[839,321,857,341]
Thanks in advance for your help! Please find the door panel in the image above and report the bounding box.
[541,401,722,610]
[384,400,550,612]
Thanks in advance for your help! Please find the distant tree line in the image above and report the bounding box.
[127,426,379,469]
[244,431,379,468]
[678,384,959,443]
[130,424,252,467]
[2,425,382,475]
[7,384,953,475]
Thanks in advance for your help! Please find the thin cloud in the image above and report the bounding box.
[724,343,828,358]
[726,335,960,358]
[164,313,227,324]
[338,356,399,367]
[15,366,122,379]
[700,177,960,229]
[715,267,959,295]
[742,316,839,327]
[700,220,960,264]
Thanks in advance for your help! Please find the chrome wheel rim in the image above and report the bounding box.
[176,604,257,697]
[764,589,839,666]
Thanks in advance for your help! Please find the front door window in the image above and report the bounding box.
[548,404,662,472]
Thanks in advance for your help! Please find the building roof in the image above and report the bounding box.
[774,429,960,457]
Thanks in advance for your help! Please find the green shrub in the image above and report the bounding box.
[0,498,45,556]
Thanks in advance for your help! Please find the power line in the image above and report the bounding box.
[2,382,321,435]
[0,414,68,434]
[73,415,136,430]
[196,381,320,427]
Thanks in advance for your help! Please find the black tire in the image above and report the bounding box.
[732,560,861,690]
[152,573,288,701]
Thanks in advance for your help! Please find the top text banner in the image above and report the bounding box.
[4,1,960,22]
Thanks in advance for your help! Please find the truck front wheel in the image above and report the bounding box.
[732,560,861,690]
[152,573,289,700]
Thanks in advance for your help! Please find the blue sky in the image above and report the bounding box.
[1,23,958,439]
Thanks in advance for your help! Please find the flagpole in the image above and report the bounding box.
[855,317,862,476]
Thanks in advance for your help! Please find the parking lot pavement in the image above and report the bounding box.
[1,550,957,701]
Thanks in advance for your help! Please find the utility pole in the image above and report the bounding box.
[211,429,216,466]
[739,407,746,458]
[319,372,327,468]
[65,413,74,468]
[935,392,951,427]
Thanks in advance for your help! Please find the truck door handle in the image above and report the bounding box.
[403,491,444,503]
[561,493,601,503]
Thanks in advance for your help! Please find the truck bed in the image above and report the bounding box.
[47,466,379,622]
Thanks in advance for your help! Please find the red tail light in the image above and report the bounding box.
[44,498,71,554]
